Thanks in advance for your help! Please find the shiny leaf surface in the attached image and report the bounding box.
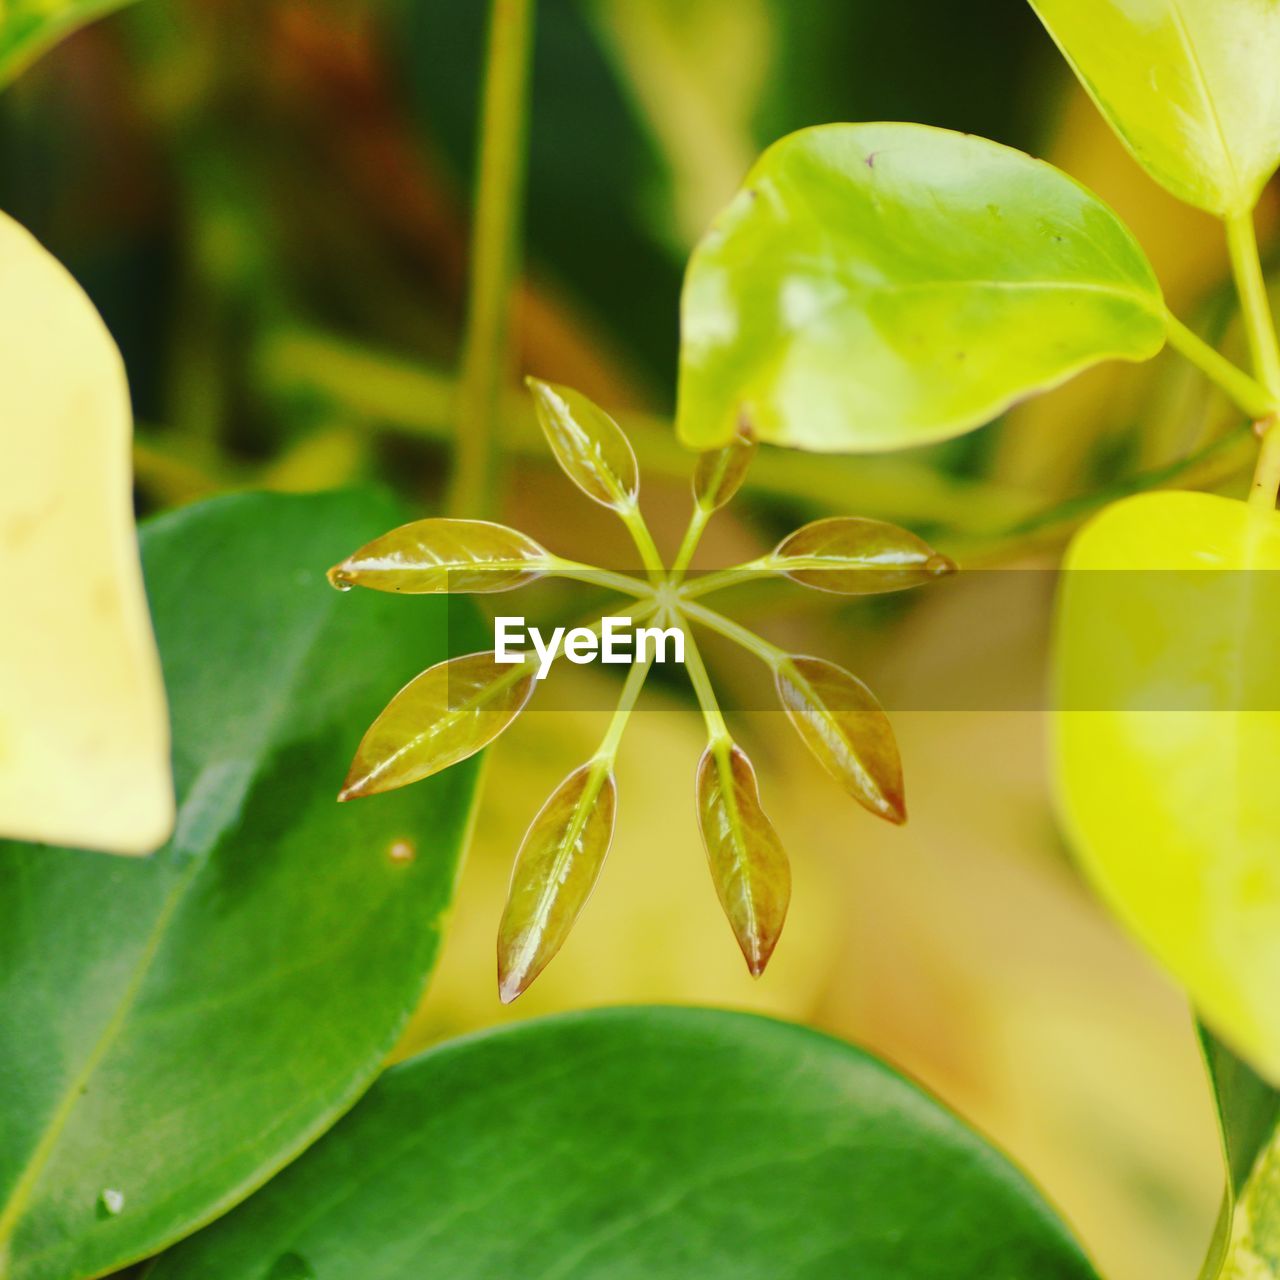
[498,761,617,1003]
[676,122,1165,453]
[1029,0,1280,216]
[1054,491,1280,1083]
[771,516,956,594]
[340,652,535,801]
[148,1007,1102,1280]
[327,518,554,594]
[0,211,171,856]
[0,0,137,88]
[696,742,790,976]
[0,491,482,1280]
[692,428,756,512]
[527,376,639,510]
[776,656,905,823]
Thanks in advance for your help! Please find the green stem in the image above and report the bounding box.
[675,609,730,744]
[669,505,711,585]
[1225,210,1280,512]
[619,502,667,583]
[448,0,537,518]
[1164,311,1277,422]
[595,647,656,763]
[552,562,655,598]
[678,599,784,670]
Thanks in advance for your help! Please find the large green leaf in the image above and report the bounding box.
[0,491,483,1280]
[676,123,1166,453]
[1028,0,1280,217]
[0,0,139,90]
[148,1007,1101,1280]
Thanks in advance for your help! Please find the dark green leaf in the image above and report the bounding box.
[147,1007,1102,1280]
[0,491,484,1280]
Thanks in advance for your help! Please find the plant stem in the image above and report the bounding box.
[678,560,772,601]
[448,0,537,519]
[1164,312,1277,422]
[668,505,710,585]
[675,610,730,744]
[595,647,656,764]
[553,562,655,598]
[619,503,667,583]
[1225,210,1280,512]
[678,599,785,669]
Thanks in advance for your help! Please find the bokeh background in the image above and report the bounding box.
[7,3,1274,1277]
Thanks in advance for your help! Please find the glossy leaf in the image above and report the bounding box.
[1223,1118,1280,1278]
[696,742,790,976]
[692,427,756,512]
[0,0,138,88]
[340,651,535,801]
[1029,0,1280,216]
[776,655,905,823]
[527,376,639,510]
[1054,491,1280,1083]
[0,491,483,1280]
[497,761,617,1003]
[771,516,956,595]
[148,1007,1102,1280]
[676,122,1166,453]
[327,518,554,594]
[0,211,171,856]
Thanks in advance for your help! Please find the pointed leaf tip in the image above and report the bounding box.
[772,517,954,595]
[342,651,535,800]
[526,377,639,511]
[776,656,905,824]
[327,519,552,595]
[696,742,790,976]
[498,762,617,1000]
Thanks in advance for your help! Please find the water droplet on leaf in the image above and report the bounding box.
[388,838,415,863]
[98,1188,125,1217]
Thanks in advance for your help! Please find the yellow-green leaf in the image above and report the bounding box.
[776,656,905,823]
[770,517,956,594]
[527,376,639,511]
[676,123,1166,453]
[1029,0,1280,216]
[340,651,534,800]
[0,0,138,90]
[0,210,172,856]
[696,741,790,976]
[692,427,756,512]
[1054,491,1280,1082]
[497,760,617,1002]
[328,518,554,594]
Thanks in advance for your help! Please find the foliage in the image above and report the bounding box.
[0,0,138,89]
[0,210,170,856]
[146,1007,1102,1280]
[329,378,953,998]
[0,491,483,1280]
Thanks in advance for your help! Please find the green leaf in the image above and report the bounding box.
[696,742,790,976]
[1054,491,1280,1082]
[327,518,555,594]
[497,760,617,1003]
[0,0,138,90]
[692,427,756,512]
[676,122,1166,453]
[339,651,535,802]
[1028,0,1280,217]
[526,377,640,511]
[776,655,905,824]
[770,517,956,595]
[0,491,484,1280]
[146,1007,1103,1280]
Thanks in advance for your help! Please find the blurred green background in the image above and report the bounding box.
[6,3,1272,1277]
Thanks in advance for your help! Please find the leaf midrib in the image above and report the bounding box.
[0,584,340,1261]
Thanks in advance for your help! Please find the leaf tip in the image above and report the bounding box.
[926,553,957,579]
[327,563,356,593]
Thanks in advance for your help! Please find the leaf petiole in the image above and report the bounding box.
[618,502,667,583]
[551,560,656,598]
[677,598,785,671]
[594,645,657,765]
[1164,311,1278,424]
[668,504,711,585]
[675,610,731,744]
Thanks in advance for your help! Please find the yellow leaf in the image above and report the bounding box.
[1055,491,1280,1081]
[0,211,172,855]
